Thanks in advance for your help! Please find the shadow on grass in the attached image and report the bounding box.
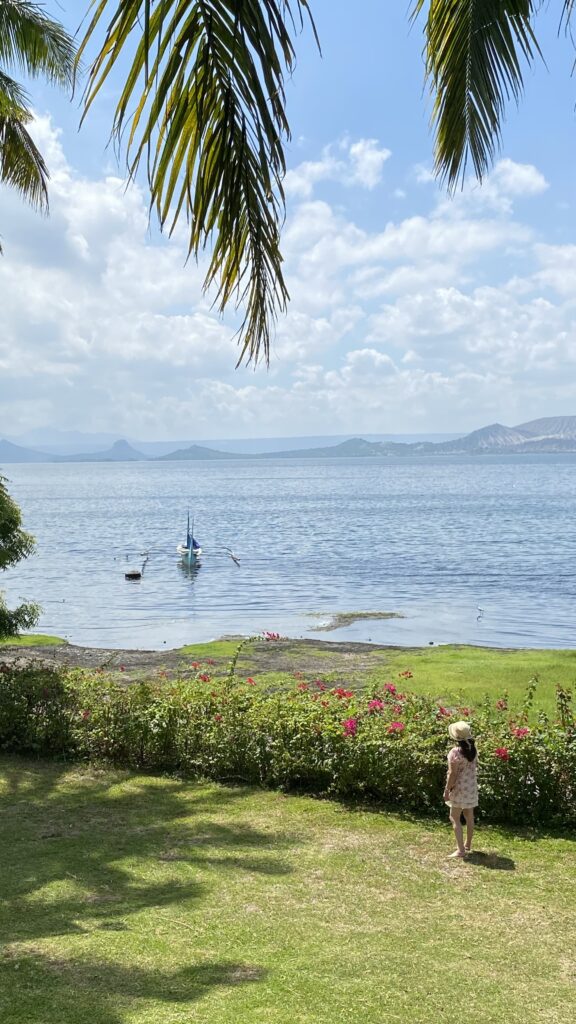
[465,851,516,871]
[0,757,287,1023]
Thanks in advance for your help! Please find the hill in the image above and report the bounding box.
[60,440,147,463]
[0,439,55,464]
[157,444,245,461]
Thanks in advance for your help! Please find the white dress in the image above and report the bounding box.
[445,747,478,809]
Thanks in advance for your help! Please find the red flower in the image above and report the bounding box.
[81,709,91,720]
[198,673,211,683]
[512,727,530,738]
[332,687,354,699]
[214,713,223,723]
[314,680,327,691]
[342,717,358,737]
[387,721,405,734]
[297,682,309,692]
[246,678,257,686]
[495,747,510,761]
[206,659,216,666]
[368,699,385,713]
[459,707,471,717]
[399,670,413,679]
[437,706,451,718]
[392,703,405,715]
[191,662,201,669]
[496,699,508,711]
[321,700,330,708]
[119,665,125,672]
[383,683,397,695]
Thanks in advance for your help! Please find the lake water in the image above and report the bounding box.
[2,455,576,650]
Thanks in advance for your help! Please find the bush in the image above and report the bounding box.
[0,654,574,827]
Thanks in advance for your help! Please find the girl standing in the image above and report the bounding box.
[444,721,478,859]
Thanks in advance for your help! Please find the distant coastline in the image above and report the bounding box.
[2,415,576,463]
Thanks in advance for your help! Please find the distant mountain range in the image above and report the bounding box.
[3,416,576,464]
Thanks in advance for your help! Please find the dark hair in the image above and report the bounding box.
[458,738,477,763]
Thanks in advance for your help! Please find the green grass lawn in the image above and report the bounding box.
[0,634,66,647]
[0,758,574,1024]
[221,641,576,715]
[367,645,576,714]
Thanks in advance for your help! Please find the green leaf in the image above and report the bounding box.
[78,1,319,365]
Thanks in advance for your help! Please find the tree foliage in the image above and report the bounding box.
[412,1,576,189]
[0,476,39,639]
[77,0,318,365]
[0,0,76,219]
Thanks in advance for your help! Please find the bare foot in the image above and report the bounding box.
[448,850,466,859]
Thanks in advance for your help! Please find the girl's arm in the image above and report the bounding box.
[443,752,459,800]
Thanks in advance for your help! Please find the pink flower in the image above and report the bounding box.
[368,699,385,713]
[342,717,358,737]
[496,699,508,711]
[495,747,510,761]
[314,680,327,691]
[388,721,405,734]
[263,631,281,641]
[392,703,405,715]
[383,683,397,695]
[513,727,530,738]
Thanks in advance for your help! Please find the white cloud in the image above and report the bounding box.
[284,137,390,198]
[0,119,573,439]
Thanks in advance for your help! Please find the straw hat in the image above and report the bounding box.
[448,721,473,741]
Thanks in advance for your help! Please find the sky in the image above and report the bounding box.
[2,0,576,441]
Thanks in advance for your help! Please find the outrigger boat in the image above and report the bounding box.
[177,513,202,564]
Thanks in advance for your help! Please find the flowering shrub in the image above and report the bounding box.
[0,655,574,827]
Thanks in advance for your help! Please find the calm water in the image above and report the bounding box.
[2,456,576,649]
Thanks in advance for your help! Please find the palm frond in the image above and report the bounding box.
[0,0,76,87]
[412,1,541,189]
[78,0,318,365]
[0,83,48,211]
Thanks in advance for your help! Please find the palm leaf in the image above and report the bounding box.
[0,0,75,86]
[77,1,319,365]
[0,97,48,213]
[412,1,542,188]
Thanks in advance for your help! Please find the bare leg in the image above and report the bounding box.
[448,807,466,857]
[463,808,474,852]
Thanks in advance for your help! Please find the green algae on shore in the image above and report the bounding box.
[310,611,405,632]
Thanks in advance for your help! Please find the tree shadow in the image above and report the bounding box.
[0,756,288,1022]
[465,851,516,871]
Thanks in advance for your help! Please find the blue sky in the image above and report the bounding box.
[2,0,576,441]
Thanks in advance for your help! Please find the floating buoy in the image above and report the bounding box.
[125,570,142,581]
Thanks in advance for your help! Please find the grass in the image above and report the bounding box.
[0,634,66,647]
[0,757,574,1024]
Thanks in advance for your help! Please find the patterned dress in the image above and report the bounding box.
[445,746,478,809]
